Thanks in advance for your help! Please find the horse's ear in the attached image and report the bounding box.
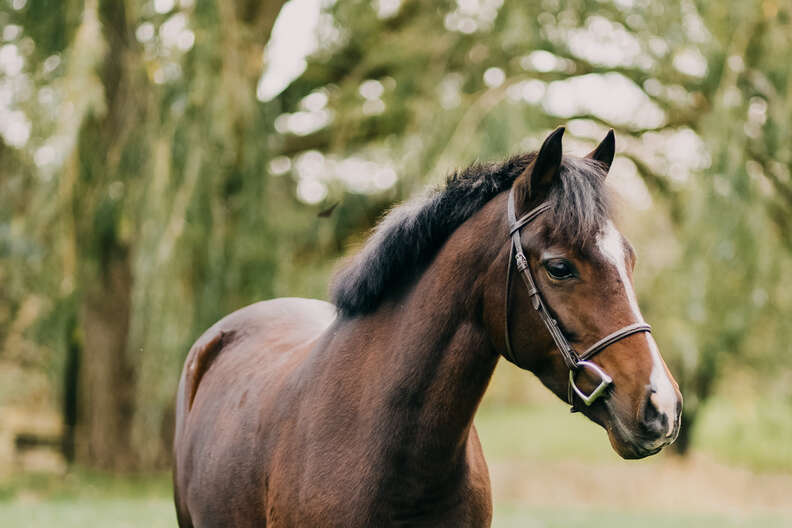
[586,129,615,175]
[518,126,564,199]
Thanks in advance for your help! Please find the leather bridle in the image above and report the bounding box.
[502,186,651,409]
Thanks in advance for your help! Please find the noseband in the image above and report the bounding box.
[503,186,651,409]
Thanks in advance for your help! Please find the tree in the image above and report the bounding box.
[1,0,289,469]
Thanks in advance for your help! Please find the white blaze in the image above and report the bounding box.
[597,222,678,436]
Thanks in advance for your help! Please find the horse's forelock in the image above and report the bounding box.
[546,157,611,246]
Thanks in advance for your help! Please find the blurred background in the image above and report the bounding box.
[1,0,791,526]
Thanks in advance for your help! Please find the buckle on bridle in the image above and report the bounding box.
[514,253,528,271]
[568,360,613,407]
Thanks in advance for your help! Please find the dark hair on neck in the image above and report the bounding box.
[330,153,610,317]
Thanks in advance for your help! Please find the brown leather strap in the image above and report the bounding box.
[578,322,651,361]
[510,204,551,235]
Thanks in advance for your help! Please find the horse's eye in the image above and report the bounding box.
[544,259,575,280]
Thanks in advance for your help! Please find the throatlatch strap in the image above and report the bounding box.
[502,243,518,365]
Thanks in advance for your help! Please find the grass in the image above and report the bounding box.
[493,505,792,528]
[476,392,792,472]
[1,498,789,528]
[694,397,792,472]
[1,494,789,528]
[2,496,789,528]
[0,469,171,502]
[0,470,176,527]
[478,401,792,527]
[0,497,175,528]
[475,401,622,464]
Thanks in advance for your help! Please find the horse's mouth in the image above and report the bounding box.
[603,399,679,459]
[622,443,663,459]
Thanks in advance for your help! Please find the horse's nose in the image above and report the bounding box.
[640,387,671,440]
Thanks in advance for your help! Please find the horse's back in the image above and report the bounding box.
[173,297,336,527]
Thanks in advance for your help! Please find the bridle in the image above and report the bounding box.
[503,186,651,409]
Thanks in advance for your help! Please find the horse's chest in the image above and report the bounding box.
[267,462,490,527]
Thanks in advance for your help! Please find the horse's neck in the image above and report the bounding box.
[348,198,506,484]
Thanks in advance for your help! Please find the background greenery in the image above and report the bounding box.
[1,0,791,525]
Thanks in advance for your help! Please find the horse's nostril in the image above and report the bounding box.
[642,389,669,439]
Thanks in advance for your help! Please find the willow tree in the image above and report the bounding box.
[2,0,289,469]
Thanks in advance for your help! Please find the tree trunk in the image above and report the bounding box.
[670,350,719,456]
[670,407,696,456]
[61,312,79,463]
[77,251,137,470]
[65,0,290,471]
[67,0,140,471]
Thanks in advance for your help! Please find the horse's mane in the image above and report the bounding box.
[331,152,611,316]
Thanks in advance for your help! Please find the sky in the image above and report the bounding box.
[257,0,323,103]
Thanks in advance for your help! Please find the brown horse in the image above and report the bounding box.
[173,128,682,527]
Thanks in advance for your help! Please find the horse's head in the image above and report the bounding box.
[496,128,681,459]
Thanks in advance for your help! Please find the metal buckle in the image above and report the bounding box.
[568,360,613,406]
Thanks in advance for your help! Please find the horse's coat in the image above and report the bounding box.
[173,130,681,527]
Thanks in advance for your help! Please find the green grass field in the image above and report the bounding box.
[1,399,791,527]
[0,498,175,528]
[2,499,789,528]
[493,506,792,528]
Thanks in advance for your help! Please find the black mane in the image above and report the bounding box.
[331,153,610,316]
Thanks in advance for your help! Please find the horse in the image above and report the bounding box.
[172,128,682,527]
